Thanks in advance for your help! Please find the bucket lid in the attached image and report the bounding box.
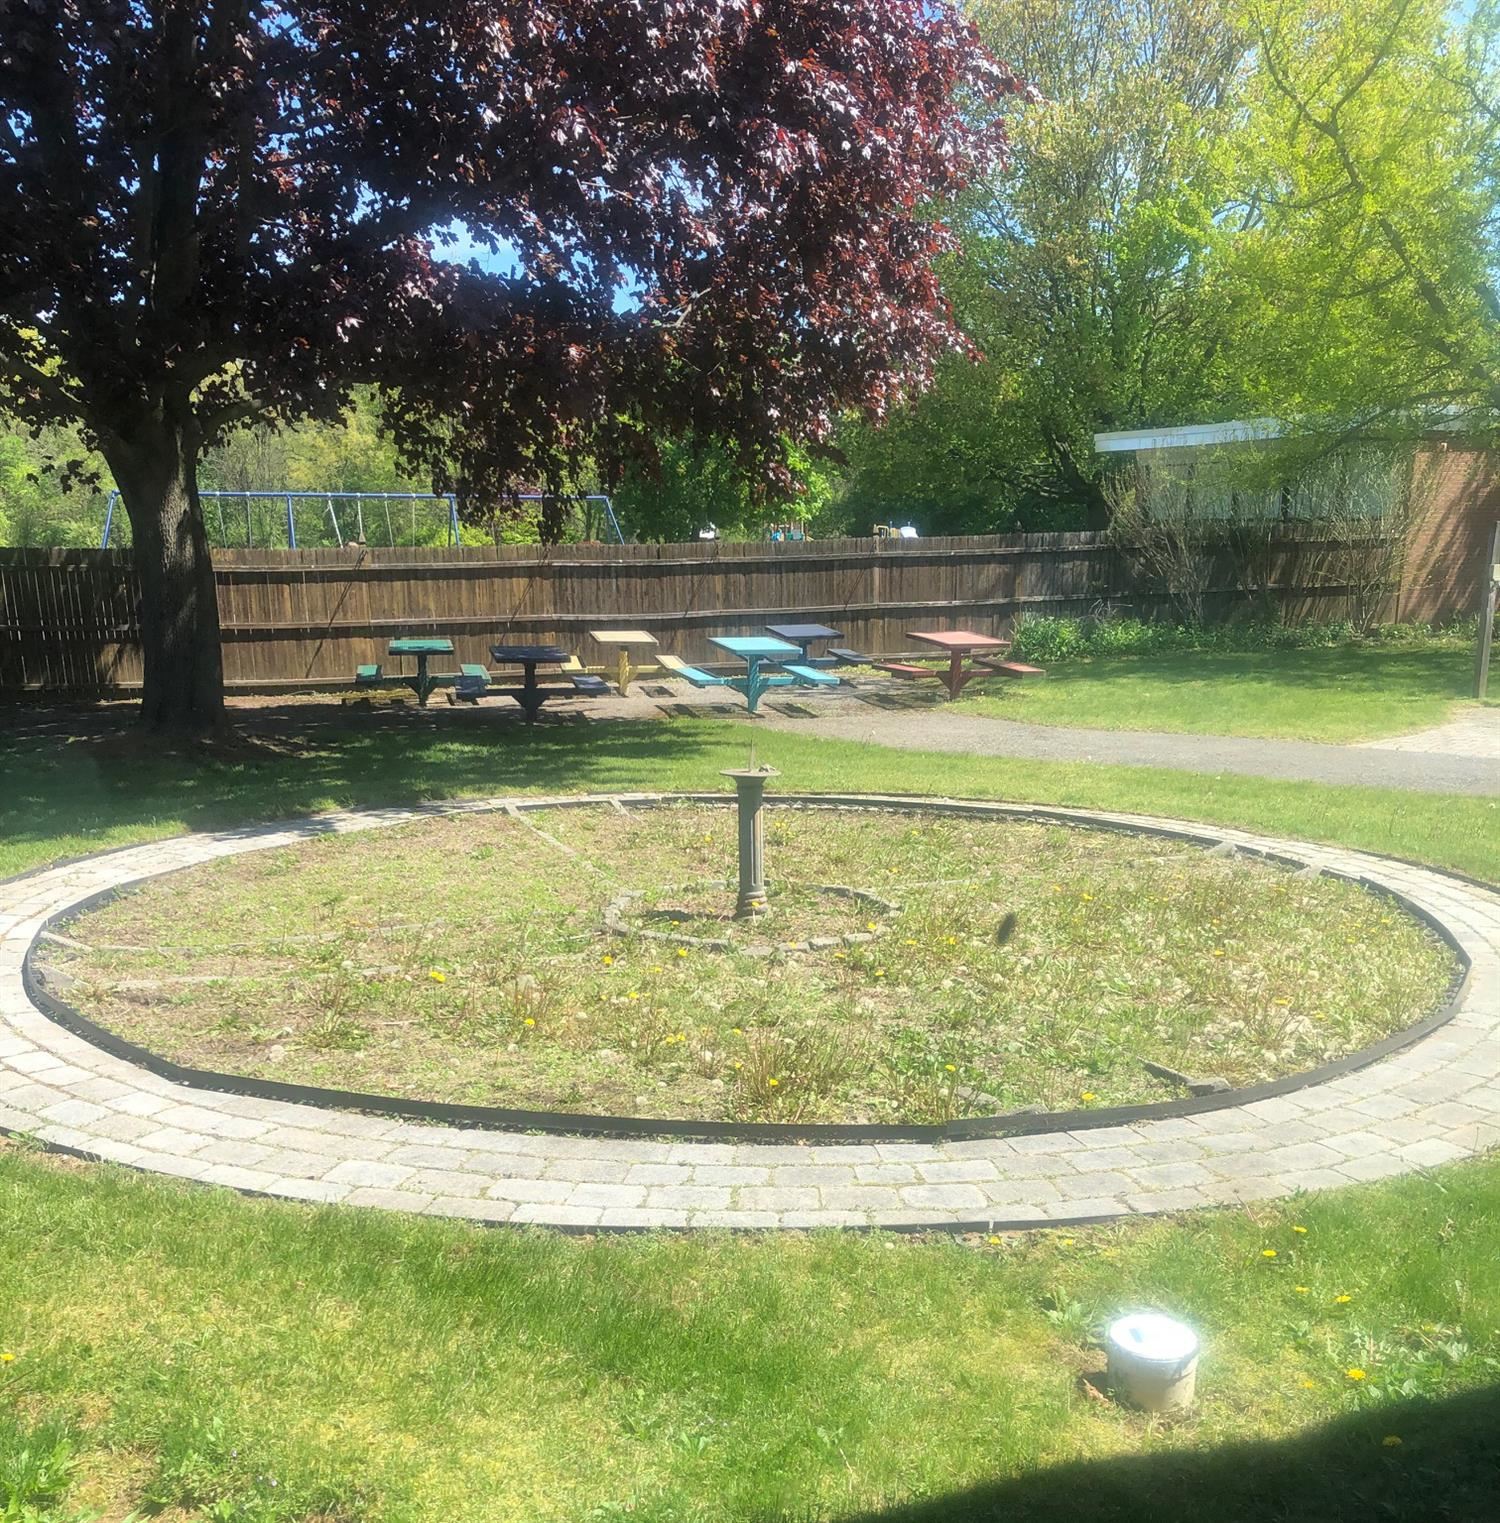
[1107,1312,1199,1364]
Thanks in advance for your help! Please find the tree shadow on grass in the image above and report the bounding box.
[824,1384,1499,1523]
[0,699,741,870]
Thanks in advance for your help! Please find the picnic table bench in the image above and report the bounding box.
[482,643,602,722]
[354,638,467,706]
[657,637,838,714]
[876,630,1036,700]
[586,628,661,694]
[352,637,613,718]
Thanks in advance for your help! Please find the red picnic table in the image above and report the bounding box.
[877,629,1041,699]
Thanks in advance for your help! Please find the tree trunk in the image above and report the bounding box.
[105,413,226,732]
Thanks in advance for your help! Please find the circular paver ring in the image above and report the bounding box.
[2,794,1498,1232]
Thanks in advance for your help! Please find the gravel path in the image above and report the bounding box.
[760,705,1500,795]
[3,794,1497,1232]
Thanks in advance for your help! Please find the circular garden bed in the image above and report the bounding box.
[38,801,1457,1125]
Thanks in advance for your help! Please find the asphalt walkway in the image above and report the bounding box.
[761,704,1500,796]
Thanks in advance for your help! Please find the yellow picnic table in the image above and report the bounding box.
[587,628,660,694]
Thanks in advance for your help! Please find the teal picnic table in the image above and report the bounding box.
[387,637,457,705]
[707,634,807,715]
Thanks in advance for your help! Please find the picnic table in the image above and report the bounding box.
[587,628,660,694]
[709,636,834,718]
[764,622,843,667]
[887,629,1014,700]
[385,637,458,705]
[489,643,579,723]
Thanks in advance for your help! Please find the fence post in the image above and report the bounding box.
[1474,520,1500,700]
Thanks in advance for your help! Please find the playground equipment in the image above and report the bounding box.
[98,490,624,548]
[872,522,919,540]
[768,521,807,542]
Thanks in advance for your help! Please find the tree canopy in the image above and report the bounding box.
[0,0,1019,725]
[1228,0,1500,436]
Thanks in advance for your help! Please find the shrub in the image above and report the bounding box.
[1008,613,1465,663]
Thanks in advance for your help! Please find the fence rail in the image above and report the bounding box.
[0,530,1399,695]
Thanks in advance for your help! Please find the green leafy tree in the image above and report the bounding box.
[842,0,1253,530]
[1228,0,1500,435]
[612,438,841,542]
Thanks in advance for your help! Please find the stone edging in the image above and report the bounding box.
[2,793,1498,1232]
[19,796,1473,1146]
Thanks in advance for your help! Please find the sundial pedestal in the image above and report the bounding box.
[720,767,779,919]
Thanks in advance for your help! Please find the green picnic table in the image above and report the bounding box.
[353,638,484,706]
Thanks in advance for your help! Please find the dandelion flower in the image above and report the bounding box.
[1382,1435,1402,1448]
[0,1352,13,1363]
[1273,997,1291,1007]
[768,1077,780,1088]
[1061,1238,1075,1248]
[1334,1294,1353,1305]
[1081,892,1094,902]
[987,1235,1002,1246]
[1080,1091,1097,1103]
[428,969,447,983]
[866,921,878,932]
[1262,1249,1278,1259]
[602,954,615,967]
[627,990,639,1001]
[1299,1377,1317,1389]
[1292,1225,1308,1235]
[1345,1367,1367,1381]
[523,1017,535,1028]
[1294,1285,1309,1294]
[1212,948,1226,958]
[676,948,688,959]
[731,1027,743,1035]
[874,969,886,979]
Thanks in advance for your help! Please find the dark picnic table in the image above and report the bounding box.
[764,622,843,667]
[489,643,576,723]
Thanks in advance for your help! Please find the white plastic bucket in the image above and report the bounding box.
[1106,1312,1200,1412]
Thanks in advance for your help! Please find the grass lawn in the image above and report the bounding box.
[51,802,1451,1121]
[3,1142,1499,1523]
[953,646,1482,742]
[2,708,1499,1522]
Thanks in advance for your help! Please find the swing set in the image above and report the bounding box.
[98,490,625,548]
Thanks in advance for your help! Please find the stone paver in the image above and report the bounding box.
[1358,707,1500,760]
[2,793,1498,1231]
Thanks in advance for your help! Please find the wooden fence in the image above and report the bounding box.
[0,530,1392,695]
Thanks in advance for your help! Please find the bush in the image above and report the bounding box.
[1008,613,1465,663]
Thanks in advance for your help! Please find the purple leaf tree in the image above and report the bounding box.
[0,0,1021,729]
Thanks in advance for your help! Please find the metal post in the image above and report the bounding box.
[1475,521,1500,700]
[448,496,460,546]
[286,494,296,549]
[100,490,118,548]
[719,766,779,917]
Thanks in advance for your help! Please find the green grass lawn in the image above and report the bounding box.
[2,709,1499,1522]
[953,646,1482,742]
